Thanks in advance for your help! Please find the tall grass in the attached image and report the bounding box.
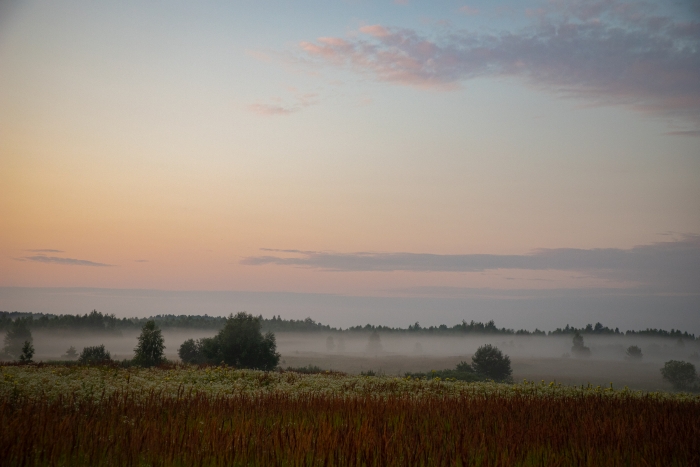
[2,385,698,466]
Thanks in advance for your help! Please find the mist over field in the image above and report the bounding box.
[26,326,700,392]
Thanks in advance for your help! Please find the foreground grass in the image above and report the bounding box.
[1,364,699,466]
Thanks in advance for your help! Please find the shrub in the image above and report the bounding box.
[471,344,512,382]
[287,365,325,374]
[133,320,165,367]
[79,345,112,364]
[405,361,480,382]
[62,346,78,360]
[626,345,643,360]
[660,360,697,391]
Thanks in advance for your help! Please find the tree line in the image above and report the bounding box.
[0,310,696,340]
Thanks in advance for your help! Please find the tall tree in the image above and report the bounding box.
[133,320,166,367]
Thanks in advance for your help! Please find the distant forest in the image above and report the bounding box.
[0,310,696,340]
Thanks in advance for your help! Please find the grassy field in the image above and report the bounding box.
[2,364,699,466]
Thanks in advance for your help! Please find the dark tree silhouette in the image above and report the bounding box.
[661,360,697,391]
[626,345,643,360]
[19,341,34,363]
[571,331,591,357]
[178,312,280,370]
[471,344,512,382]
[133,320,166,367]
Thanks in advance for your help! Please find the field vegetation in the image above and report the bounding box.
[1,364,699,466]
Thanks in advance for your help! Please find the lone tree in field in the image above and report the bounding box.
[571,331,591,357]
[471,344,512,382]
[661,360,697,391]
[626,345,643,360]
[3,319,33,360]
[79,345,112,364]
[19,340,34,364]
[133,320,166,367]
[178,312,280,370]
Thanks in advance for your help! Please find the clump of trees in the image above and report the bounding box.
[178,312,279,370]
[626,345,643,360]
[571,331,591,357]
[661,360,698,391]
[78,345,112,364]
[133,320,165,367]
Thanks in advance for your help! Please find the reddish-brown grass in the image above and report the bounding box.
[1,389,698,466]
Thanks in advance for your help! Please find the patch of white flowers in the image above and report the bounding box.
[1,365,698,402]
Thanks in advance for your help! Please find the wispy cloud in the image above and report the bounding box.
[248,91,319,116]
[24,249,64,253]
[18,255,114,267]
[242,236,700,293]
[299,0,700,130]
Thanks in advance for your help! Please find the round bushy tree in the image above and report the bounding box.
[133,320,166,367]
[216,312,280,370]
[178,338,202,364]
[471,344,512,382]
[661,360,697,390]
[626,345,643,360]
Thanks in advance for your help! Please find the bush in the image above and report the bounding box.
[79,345,112,364]
[3,320,33,360]
[287,365,325,374]
[661,360,697,391]
[178,312,280,370]
[133,320,165,367]
[626,345,643,360]
[471,344,512,382]
[62,346,78,360]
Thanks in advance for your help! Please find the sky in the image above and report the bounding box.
[1,0,699,331]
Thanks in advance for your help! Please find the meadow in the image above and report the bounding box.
[2,364,699,466]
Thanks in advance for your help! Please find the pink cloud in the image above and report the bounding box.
[359,25,391,38]
[299,3,700,131]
